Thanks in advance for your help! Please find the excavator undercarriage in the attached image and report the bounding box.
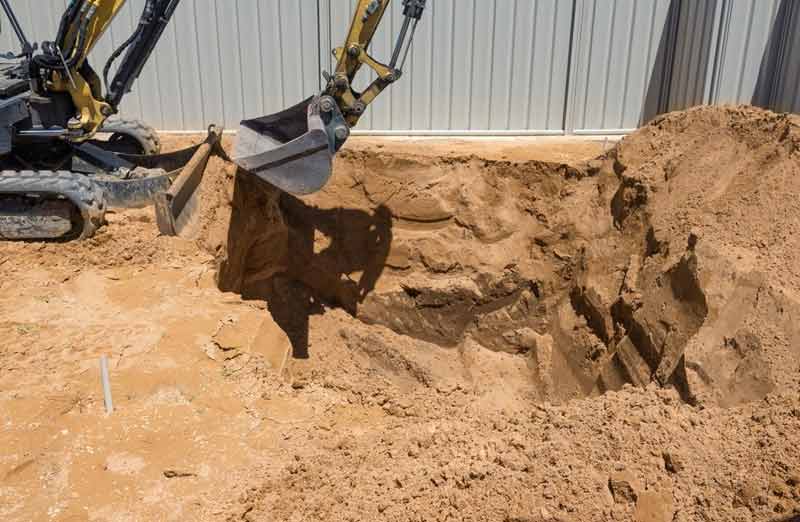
[0,0,426,241]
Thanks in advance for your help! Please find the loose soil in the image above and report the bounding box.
[1,106,799,522]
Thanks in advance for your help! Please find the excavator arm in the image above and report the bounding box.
[233,0,427,194]
[0,0,426,241]
[327,0,426,127]
[3,0,425,146]
[16,0,180,139]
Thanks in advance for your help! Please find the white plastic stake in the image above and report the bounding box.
[100,356,114,415]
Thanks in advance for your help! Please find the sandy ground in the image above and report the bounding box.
[1,107,800,522]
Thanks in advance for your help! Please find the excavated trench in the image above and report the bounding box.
[205,106,800,408]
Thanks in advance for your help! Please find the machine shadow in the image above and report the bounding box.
[217,172,393,359]
[263,195,393,359]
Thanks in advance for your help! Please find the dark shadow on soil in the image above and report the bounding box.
[217,172,392,359]
[263,196,393,359]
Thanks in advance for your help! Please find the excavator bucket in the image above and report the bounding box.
[233,96,349,196]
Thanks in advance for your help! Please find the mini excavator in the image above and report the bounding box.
[0,0,426,240]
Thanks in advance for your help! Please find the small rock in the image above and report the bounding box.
[687,230,700,250]
[662,452,684,474]
[163,469,196,479]
[609,472,641,503]
[553,248,572,261]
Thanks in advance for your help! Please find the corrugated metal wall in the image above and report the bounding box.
[567,0,676,133]
[1,0,798,133]
[319,0,573,133]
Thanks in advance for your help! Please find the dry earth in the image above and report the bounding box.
[1,106,799,522]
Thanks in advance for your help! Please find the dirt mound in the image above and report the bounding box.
[209,105,800,410]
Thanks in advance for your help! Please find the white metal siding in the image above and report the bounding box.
[1,0,798,133]
[712,0,783,106]
[568,0,676,132]
[320,0,573,133]
[770,0,800,114]
[666,0,723,111]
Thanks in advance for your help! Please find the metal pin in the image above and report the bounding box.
[100,355,114,415]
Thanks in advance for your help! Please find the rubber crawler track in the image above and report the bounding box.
[0,170,107,240]
[100,117,162,155]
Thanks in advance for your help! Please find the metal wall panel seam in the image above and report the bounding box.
[426,0,435,130]
[524,1,540,129]
[579,0,597,130]
[619,1,637,130]
[503,0,518,130]
[778,1,800,110]
[277,1,287,109]
[298,2,306,111]
[152,2,165,129]
[769,0,787,108]
[766,0,783,107]
[659,1,680,115]
[786,1,800,111]
[672,0,691,109]
[599,0,617,130]
[637,2,658,126]
[408,1,415,131]
[545,0,558,129]
[735,0,756,102]
[702,0,726,105]
[191,1,206,125]
[315,0,321,92]
[253,1,265,116]
[446,0,456,130]
[171,14,185,129]
[563,0,583,133]
[711,0,732,103]
[486,0,498,129]
[467,0,477,130]
[689,2,707,105]
[211,2,226,127]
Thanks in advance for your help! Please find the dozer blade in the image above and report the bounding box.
[233,96,349,196]
[153,126,223,236]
